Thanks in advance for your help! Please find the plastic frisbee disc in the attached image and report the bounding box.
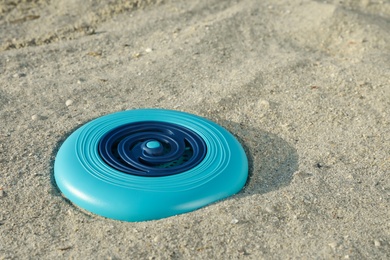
[54,109,248,221]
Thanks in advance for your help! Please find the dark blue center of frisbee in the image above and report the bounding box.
[98,121,207,177]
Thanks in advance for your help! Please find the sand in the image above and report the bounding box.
[0,0,389,258]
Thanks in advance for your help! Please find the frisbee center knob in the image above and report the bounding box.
[144,140,164,156]
[146,140,161,149]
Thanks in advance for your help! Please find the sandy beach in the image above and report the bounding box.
[0,0,389,258]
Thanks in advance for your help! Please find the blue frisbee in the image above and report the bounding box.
[54,109,248,221]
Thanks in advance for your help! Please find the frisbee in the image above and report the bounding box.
[54,109,248,221]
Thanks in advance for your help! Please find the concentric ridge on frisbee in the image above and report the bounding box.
[54,109,248,221]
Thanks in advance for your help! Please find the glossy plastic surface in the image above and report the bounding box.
[98,121,207,177]
[54,109,248,222]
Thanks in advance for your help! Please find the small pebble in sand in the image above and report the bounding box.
[13,73,26,78]
[328,242,337,250]
[257,99,270,110]
[153,235,160,242]
[145,48,153,53]
[231,218,239,224]
[133,52,142,58]
[31,114,39,120]
[65,99,73,106]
